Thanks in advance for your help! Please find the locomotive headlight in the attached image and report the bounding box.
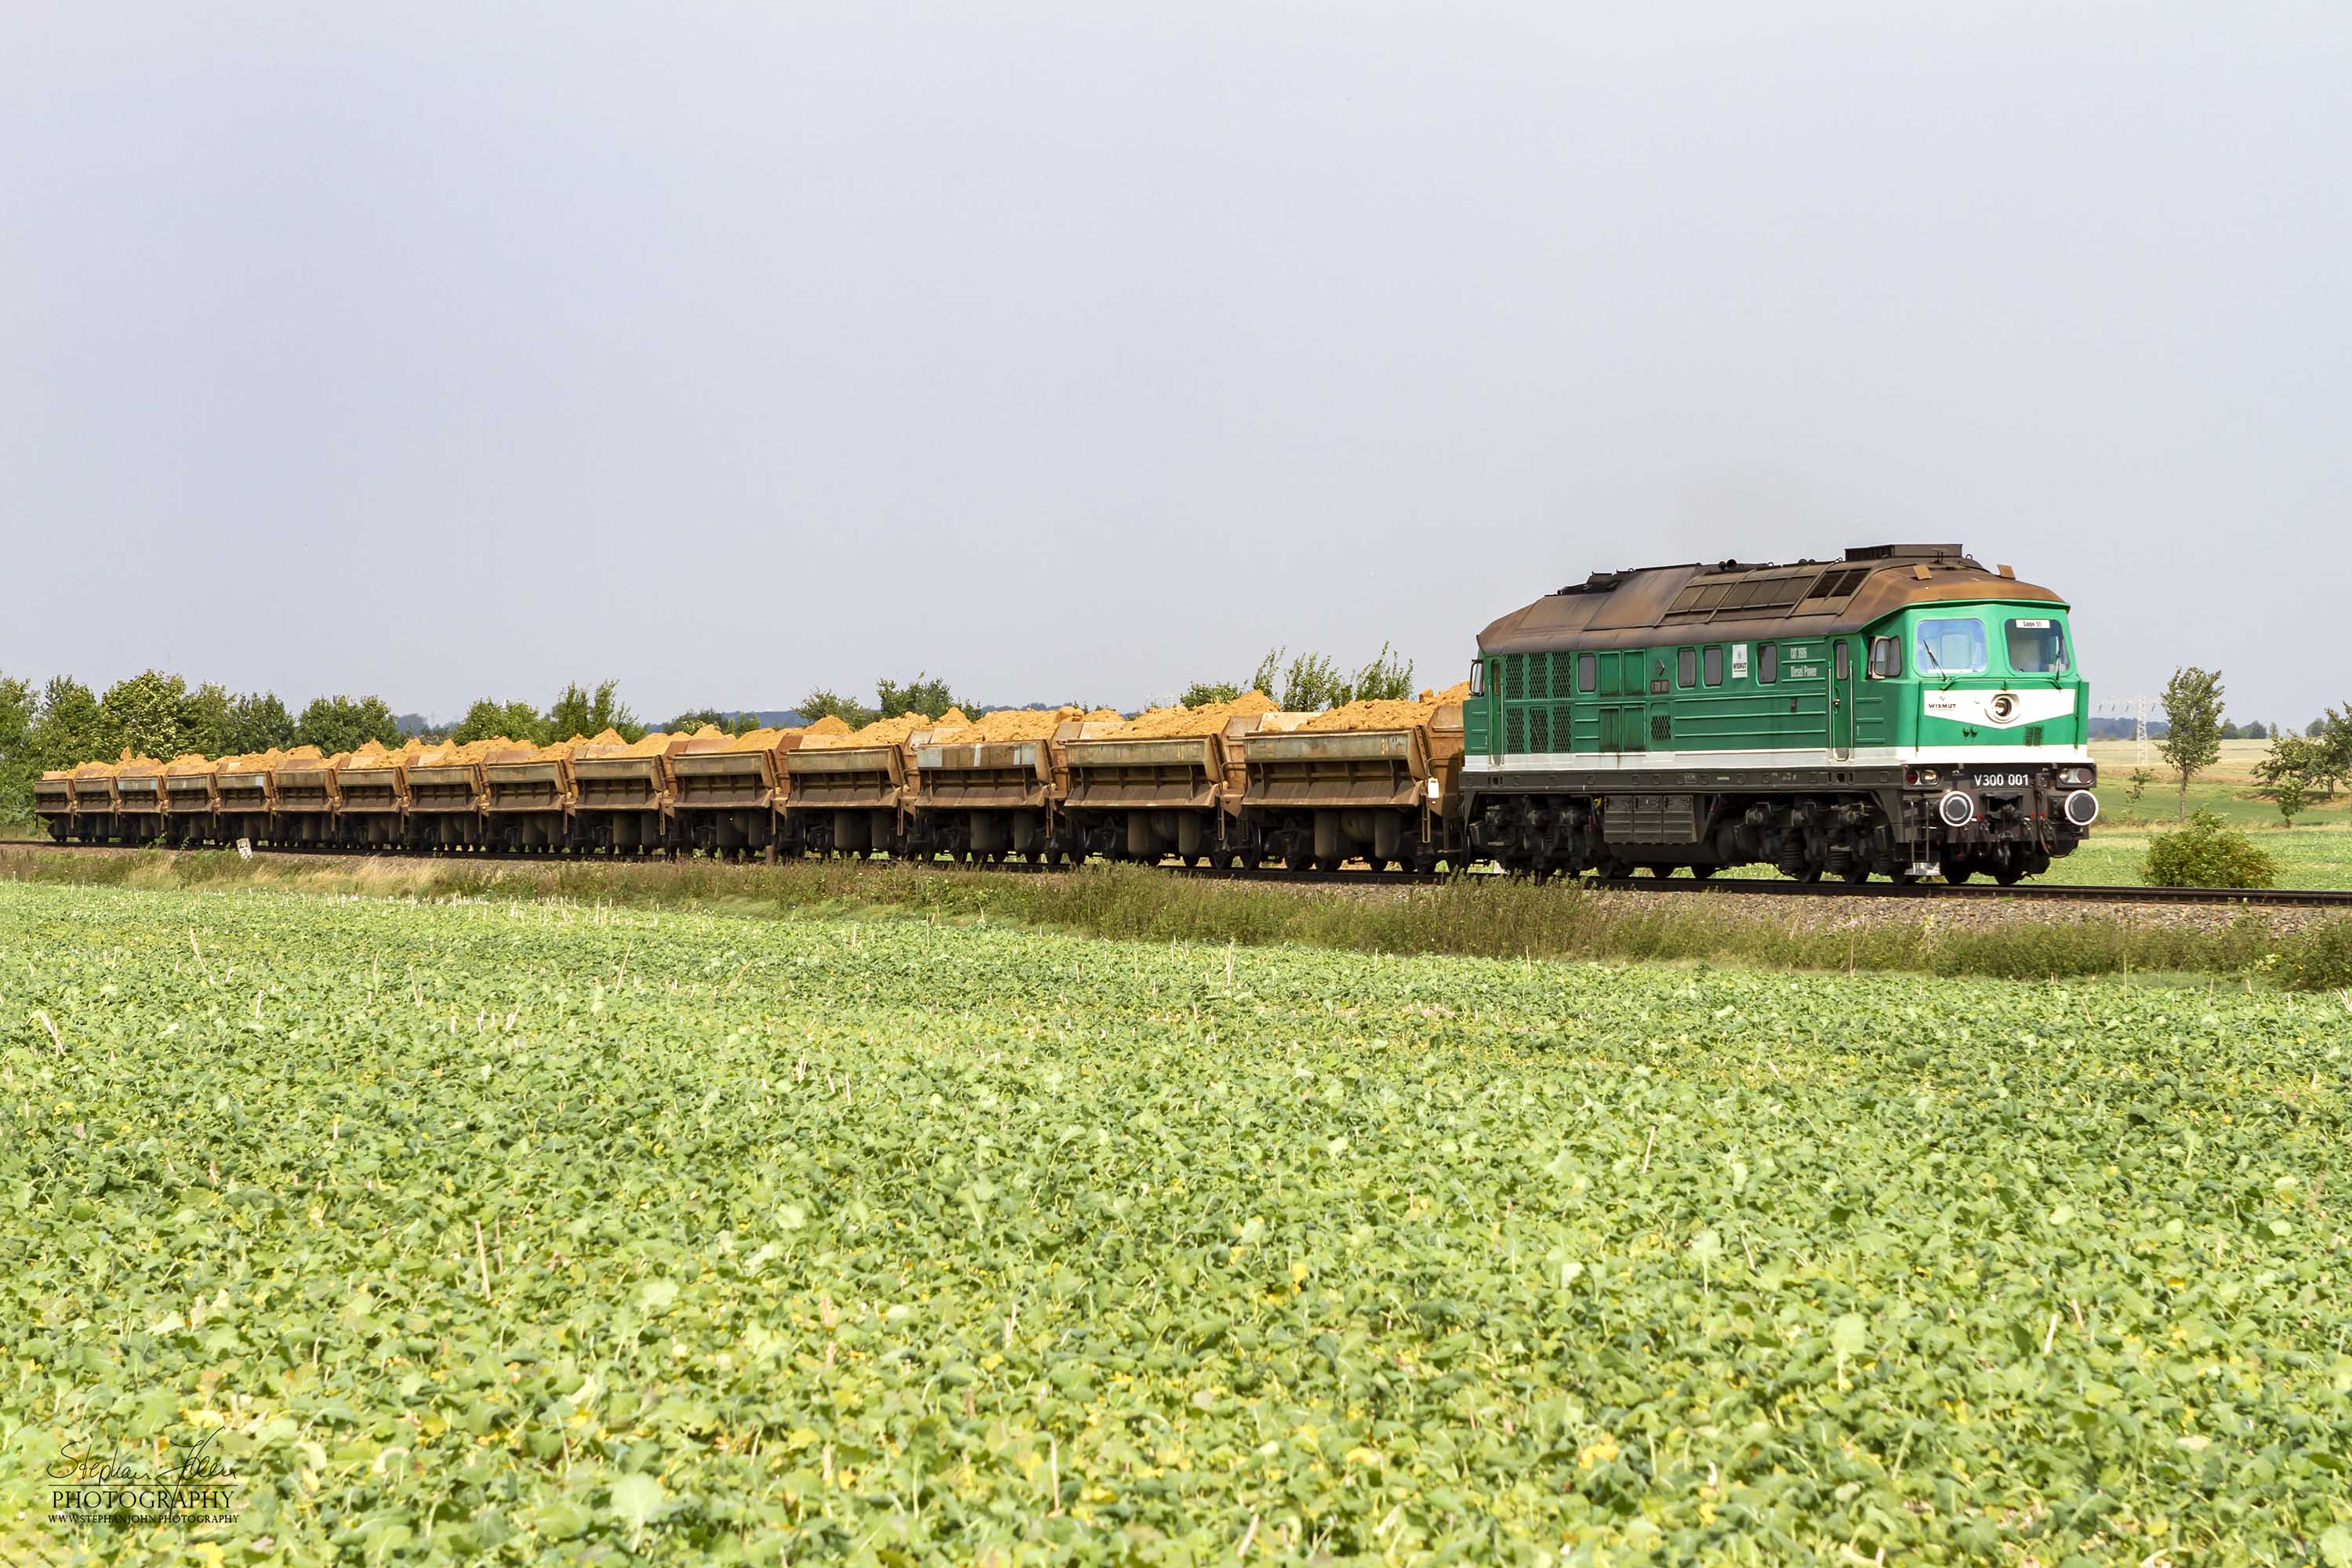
[2056,765,2094,786]
[1905,766,1940,786]
[2063,790,2100,826]
[1936,790,1976,828]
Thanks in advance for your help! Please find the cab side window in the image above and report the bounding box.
[1834,641,1851,681]
[1866,636,1903,679]
[1677,648,1697,688]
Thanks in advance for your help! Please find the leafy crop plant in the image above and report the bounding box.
[4,881,2347,1564]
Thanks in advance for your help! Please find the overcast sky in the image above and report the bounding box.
[4,3,2345,726]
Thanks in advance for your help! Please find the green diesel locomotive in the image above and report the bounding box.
[1461,543,2096,883]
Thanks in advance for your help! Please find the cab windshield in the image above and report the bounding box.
[1914,617,1988,677]
[2005,618,2067,673]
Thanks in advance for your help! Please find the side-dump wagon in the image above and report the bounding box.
[910,731,1069,862]
[270,750,342,846]
[33,773,74,842]
[1240,702,1466,870]
[161,760,218,846]
[111,758,169,844]
[214,756,274,846]
[671,731,794,857]
[406,748,487,850]
[1062,715,1270,865]
[570,735,682,854]
[781,737,913,858]
[336,750,409,848]
[481,744,575,851]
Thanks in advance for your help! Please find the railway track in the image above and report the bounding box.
[5,837,2347,911]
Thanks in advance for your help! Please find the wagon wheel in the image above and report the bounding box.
[1690,864,1715,880]
[1840,864,1870,884]
[1944,863,1973,884]
[1794,864,1824,884]
[1994,862,2025,886]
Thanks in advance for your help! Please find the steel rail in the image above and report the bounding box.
[5,837,2347,910]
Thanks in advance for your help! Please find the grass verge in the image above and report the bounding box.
[9,845,2350,990]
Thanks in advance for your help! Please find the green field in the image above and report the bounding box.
[5,881,2349,1565]
[2089,739,2351,831]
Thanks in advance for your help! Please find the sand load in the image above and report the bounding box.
[935,706,1091,744]
[800,711,933,750]
[1109,691,1276,739]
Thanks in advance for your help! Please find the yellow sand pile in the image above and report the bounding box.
[162,753,217,775]
[275,745,333,771]
[935,706,1090,743]
[616,730,677,757]
[801,712,933,750]
[414,737,507,768]
[1301,697,1439,732]
[798,715,851,737]
[214,750,279,777]
[114,753,168,778]
[1111,691,1275,739]
[1418,681,1472,703]
[727,727,789,753]
[71,753,125,779]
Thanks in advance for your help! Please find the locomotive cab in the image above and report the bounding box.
[1857,601,2096,881]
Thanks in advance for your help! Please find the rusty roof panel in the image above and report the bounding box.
[1478,545,2066,654]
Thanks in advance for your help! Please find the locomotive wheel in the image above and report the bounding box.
[1840,865,1870,884]
[1795,864,1824,884]
[1944,863,1973,884]
[1690,864,1715,880]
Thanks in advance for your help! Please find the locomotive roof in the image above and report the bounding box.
[1477,543,2065,655]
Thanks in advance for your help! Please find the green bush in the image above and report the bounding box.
[2143,810,2277,889]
